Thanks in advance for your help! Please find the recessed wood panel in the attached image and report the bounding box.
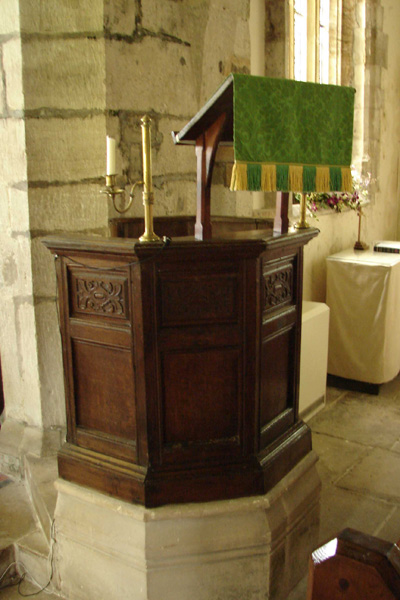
[162,348,240,444]
[160,273,238,326]
[72,339,136,441]
[260,326,295,430]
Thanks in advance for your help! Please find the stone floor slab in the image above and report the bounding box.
[312,432,371,485]
[317,483,398,545]
[309,392,400,449]
[373,505,400,542]
[336,446,400,502]
[0,479,37,548]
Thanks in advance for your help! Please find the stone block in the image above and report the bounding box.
[0,65,5,117]
[207,184,236,217]
[153,178,196,217]
[105,37,198,116]
[0,294,42,426]
[104,0,138,36]
[25,115,106,182]
[352,27,366,66]
[22,38,106,111]
[154,117,195,177]
[54,451,320,600]
[28,184,109,233]
[9,185,30,233]
[235,191,254,217]
[34,300,66,428]
[0,233,34,297]
[30,236,58,298]
[141,0,204,45]
[0,0,20,35]
[234,17,250,58]
[0,185,11,232]
[2,38,24,111]
[0,118,28,185]
[199,5,250,103]
[366,29,388,68]
[19,0,103,34]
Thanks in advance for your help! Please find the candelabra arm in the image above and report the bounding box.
[101,175,143,215]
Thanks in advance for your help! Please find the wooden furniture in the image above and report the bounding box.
[326,248,400,391]
[109,215,273,240]
[43,226,318,507]
[307,528,400,599]
[172,75,291,238]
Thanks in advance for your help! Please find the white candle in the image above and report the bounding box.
[106,136,116,175]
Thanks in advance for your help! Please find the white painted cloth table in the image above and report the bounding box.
[326,248,400,385]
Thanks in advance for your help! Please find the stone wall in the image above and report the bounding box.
[1,0,108,429]
[0,0,252,430]
[104,0,251,221]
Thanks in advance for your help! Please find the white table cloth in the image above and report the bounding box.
[326,247,400,384]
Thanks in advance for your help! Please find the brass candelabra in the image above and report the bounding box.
[102,115,160,243]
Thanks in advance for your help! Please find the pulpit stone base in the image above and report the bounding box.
[54,452,320,600]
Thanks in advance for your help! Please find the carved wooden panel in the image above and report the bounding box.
[263,262,293,313]
[69,270,129,321]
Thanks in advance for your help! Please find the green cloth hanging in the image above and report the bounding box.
[230,73,355,193]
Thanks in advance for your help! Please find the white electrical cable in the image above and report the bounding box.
[0,520,55,597]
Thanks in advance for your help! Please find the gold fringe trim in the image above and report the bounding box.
[230,162,353,192]
[230,162,248,191]
[316,167,330,192]
[341,167,353,192]
[289,165,303,192]
[261,164,276,191]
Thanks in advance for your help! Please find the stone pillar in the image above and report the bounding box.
[0,0,109,429]
[0,0,41,426]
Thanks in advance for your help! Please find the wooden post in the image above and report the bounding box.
[273,192,289,235]
[195,113,227,240]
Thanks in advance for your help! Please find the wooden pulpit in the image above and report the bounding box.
[42,74,338,508]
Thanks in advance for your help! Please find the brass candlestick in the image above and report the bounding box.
[139,115,160,243]
[354,208,368,250]
[102,115,160,242]
[294,193,310,229]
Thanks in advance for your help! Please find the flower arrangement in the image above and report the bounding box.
[295,167,372,218]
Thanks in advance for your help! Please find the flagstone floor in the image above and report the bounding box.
[1,375,400,599]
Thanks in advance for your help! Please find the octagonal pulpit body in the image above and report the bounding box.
[43,227,317,507]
